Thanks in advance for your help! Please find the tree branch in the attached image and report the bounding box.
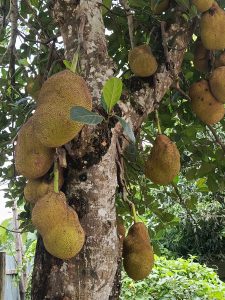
[120,0,135,49]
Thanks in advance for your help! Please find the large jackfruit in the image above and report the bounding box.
[43,221,85,260]
[24,169,64,204]
[33,70,92,147]
[200,2,225,50]
[193,40,210,73]
[31,191,73,235]
[151,0,170,14]
[189,79,225,124]
[128,45,158,77]
[123,222,154,281]
[15,117,54,179]
[192,0,213,12]
[209,66,225,103]
[145,135,180,185]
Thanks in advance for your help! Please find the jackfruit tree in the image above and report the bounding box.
[0,0,225,299]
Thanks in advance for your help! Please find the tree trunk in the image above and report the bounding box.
[0,252,6,300]
[32,1,120,299]
[31,1,194,299]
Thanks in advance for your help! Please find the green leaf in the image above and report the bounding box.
[70,106,104,125]
[102,77,123,113]
[116,116,135,143]
[30,0,39,8]
[102,0,112,15]
[71,52,79,73]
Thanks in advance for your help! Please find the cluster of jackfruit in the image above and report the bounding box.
[189,2,225,125]
[32,191,85,259]
[122,222,154,280]
[15,69,92,259]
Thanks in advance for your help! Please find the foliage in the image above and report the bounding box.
[121,256,225,300]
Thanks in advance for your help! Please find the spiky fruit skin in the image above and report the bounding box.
[200,3,225,50]
[192,0,213,12]
[151,0,169,14]
[128,45,158,77]
[24,179,49,204]
[193,40,210,73]
[145,135,180,185]
[215,52,225,68]
[123,222,154,281]
[189,80,225,124]
[209,66,225,103]
[26,75,42,101]
[33,70,92,147]
[43,223,85,260]
[24,170,64,204]
[31,191,73,235]
[15,117,54,179]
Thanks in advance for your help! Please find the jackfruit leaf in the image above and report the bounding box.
[175,0,190,9]
[70,106,104,125]
[30,0,39,8]
[129,0,146,8]
[116,116,135,143]
[102,77,123,113]
[101,94,108,112]
[102,0,112,15]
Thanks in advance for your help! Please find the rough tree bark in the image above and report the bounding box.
[31,1,194,299]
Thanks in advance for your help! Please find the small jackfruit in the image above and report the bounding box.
[209,66,225,103]
[200,2,225,50]
[215,52,225,68]
[151,0,170,14]
[43,221,85,260]
[123,222,154,281]
[32,70,92,147]
[24,169,64,204]
[189,79,225,124]
[192,0,213,12]
[128,45,158,77]
[145,135,180,185]
[15,117,54,179]
[24,179,49,204]
[31,191,73,235]
[193,40,210,73]
[26,75,43,102]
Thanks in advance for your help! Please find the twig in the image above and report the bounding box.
[119,0,135,49]
[207,125,225,154]
[0,225,22,234]
[155,110,162,134]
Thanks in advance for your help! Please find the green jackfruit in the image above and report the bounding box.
[32,70,92,147]
[151,0,169,14]
[145,135,180,185]
[24,169,64,204]
[189,79,225,124]
[123,222,154,281]
[128,45,158,77]
[193,40,210,73]
[192,0,213,12]
[43,221,85,260]
[209,66,225,103]
[15,117,54,179]
[200,2,225,50]
[31,191,73,235]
